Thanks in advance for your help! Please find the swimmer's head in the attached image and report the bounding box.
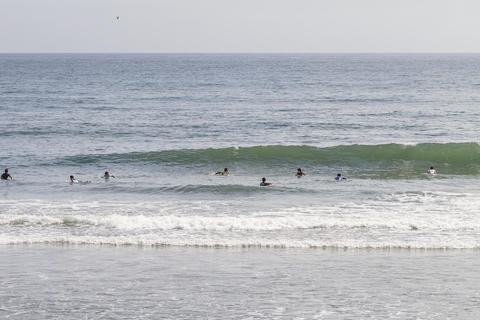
[337,173,341,177]
[430,166,434,170]
[105,171,109,175]
[297,168,302,172]
[4,169,8,173]
[224,168,228,172]
[262,177,266,182]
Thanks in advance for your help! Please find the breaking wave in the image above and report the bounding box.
[56,143,480,175]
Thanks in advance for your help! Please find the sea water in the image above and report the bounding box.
[1,54,480,319]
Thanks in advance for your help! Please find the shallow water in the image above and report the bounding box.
[1,246,480,320]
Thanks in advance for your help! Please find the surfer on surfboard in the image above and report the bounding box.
[296,168,306,177]
[215,168,229,176]
[102,171,116,179]
[260,177,274,186]
[70,175,92,184]
[1,169,13,180]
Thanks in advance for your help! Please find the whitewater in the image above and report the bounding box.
[2,54,480,249]
[2,54,480,319]
[2,141,480,248]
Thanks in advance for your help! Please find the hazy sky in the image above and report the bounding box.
[1,0,480,53]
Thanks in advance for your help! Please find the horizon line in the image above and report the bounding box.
[1,52,480,55]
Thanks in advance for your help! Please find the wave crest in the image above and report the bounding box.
[56,143,480,175]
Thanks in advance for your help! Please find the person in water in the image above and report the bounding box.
[296,168,306,177]
[335,173,347,181]
[70,175,91,184]
[260,177,273,186]
[103,171,116,179]
[215,168,229,176]
[1,169,13,180]
[427,166,437,175]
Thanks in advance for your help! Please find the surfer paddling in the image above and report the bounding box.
[102,171,116,179]
[215,168,229,176]
[260,177,274,186]
[296,168,306,177]
[70,175,91,184]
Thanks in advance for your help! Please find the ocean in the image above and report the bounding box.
[1,54,480,319]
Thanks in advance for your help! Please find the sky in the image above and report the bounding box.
[1,0,480,53]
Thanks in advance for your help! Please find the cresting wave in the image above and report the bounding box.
[57,142,480,174]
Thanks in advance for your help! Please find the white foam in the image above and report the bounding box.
[0,234,478,249]
[1,193,480,248]
[1,211,480,232]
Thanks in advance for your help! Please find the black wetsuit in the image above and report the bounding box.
[1,173,11,180]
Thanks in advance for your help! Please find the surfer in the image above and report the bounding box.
[1,169,13,180]
[70,175,91,184]
[215,168,229,176]
[103,171,116,179]
[335,173,347,181]
[427,166,437,175]
[260,177,273,186]
[296,168,306,177]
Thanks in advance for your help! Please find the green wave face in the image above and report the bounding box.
[60,142,480,177]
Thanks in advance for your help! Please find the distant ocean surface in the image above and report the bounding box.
[2,54,480,319]
[1,53,480,249]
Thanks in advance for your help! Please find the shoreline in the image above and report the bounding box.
[2,242,480,252]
